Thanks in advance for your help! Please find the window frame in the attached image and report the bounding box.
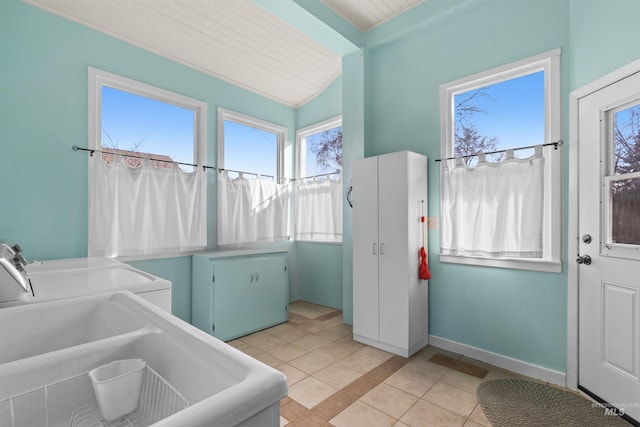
[88,67,207,167]
[87,67,208,260]
[294,116,343,244]
[295,115,343,179]
[217,107,287,179]
[439,49,562,272]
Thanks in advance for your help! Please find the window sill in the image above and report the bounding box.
[439,254,562,273]
[295,240,343,245]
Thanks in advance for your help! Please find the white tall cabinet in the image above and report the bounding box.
[352,151,429,357]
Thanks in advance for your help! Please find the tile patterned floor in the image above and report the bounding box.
[226,301,542,427]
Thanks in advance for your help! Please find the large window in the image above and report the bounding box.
[295,117,343,243]
[439,49,561,272]
[88,67,207,258]
[217,108,289,246]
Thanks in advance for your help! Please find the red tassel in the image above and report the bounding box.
[419,247,431,280]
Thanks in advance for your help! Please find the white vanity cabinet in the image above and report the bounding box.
[352,151,429,357]
[192,251,289,341]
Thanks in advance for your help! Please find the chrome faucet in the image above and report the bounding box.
[0,243,31,294]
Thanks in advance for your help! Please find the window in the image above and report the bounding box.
[604,102,640,255]
[218,108,286,179]
[296,117,343,178]
[217,108,289,246]
[88,67,207,258]
[439,49,561,272]
[295,117,343,243]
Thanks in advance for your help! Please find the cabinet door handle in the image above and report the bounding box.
[373,243,377,255]
[380,242,384,255]
[250,273,254,282]
[255,272,259,282]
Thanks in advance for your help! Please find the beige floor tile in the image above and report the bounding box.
[399,399,466,427]
[240,329,273,344]
[468,404,492,426]
[440,370,484,394]
[230,341,263,357]
[314,341,358,362]
[403,357,449,377]
[316,323,353,341]
[278,363,309,386]
[269,343,308,362]
[313,363,362,389]
[423,382,478,417]
[274,326,312,343]
[335,335,367,351]
[359,346,395,361]
[384,364,444,397]
[253,351,284,368]
[330,401,396,427]
[339,351,385,374]
[289,352,334,375]
[289,304,326,319]
[288,376,337,409]
[463,421,488,427]
[280,415,289,426]
[251,334,289,352]
[268,322,296,334]
[293,333,333,351]
[360,383,419,419]
[393,422,411,427]
[301,319,335,333]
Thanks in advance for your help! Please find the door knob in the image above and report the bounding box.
[576,255,592,265]
[582,234,592,244]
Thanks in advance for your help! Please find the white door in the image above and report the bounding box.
[578,70,640,421]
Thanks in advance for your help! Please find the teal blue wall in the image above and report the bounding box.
[341,0,571,371]
[569,0,640,91]
[0,0,296,319]
[294,76,344,309]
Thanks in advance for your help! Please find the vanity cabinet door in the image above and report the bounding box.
[212,259,254,341]
[253,255,289,328]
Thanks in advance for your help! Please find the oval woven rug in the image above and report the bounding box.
[477,379,631,426]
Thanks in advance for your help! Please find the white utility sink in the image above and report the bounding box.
[0,291,287,427]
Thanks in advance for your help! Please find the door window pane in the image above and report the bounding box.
[613,104,640,176]
[608,177,640,246]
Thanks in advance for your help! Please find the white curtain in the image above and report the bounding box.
[88,155,206,257]
[294,174,343,242]
[217,172,289,245]
[441,147,544,258]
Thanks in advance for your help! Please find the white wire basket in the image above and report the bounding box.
[0,362,188,427]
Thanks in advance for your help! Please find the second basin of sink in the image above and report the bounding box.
[0,293,146,363]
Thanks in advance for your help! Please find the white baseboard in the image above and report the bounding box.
[428,335,566,387]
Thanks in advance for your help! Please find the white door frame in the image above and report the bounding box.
[567,57,640,389]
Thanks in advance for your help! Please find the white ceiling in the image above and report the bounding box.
[321,0,423,31]
[23,0,422,107]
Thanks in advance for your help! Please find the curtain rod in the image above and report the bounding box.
[72,145,212,170]
[294,171,341,181]
[73,145,342,181]
[434,140,563,162]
